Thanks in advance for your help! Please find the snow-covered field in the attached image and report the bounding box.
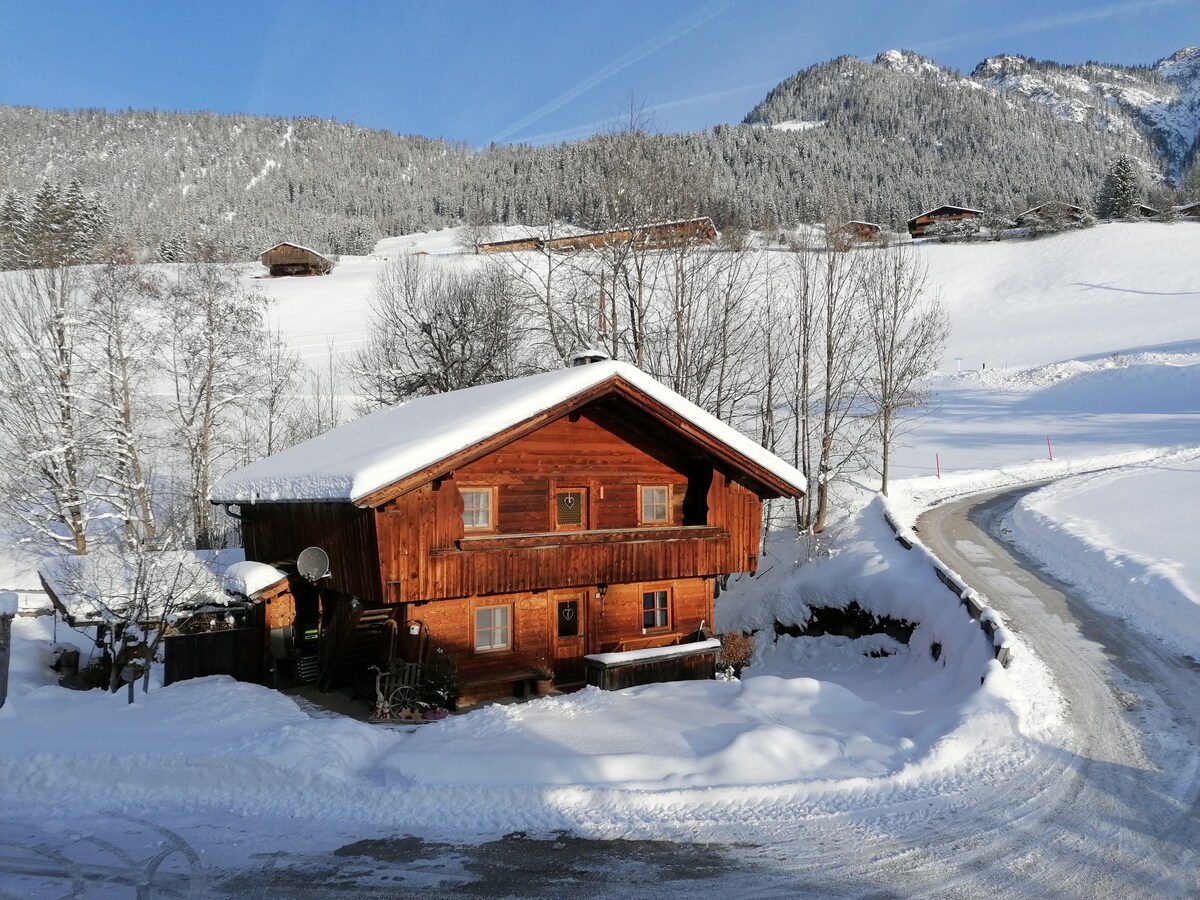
[2,221,1198,892]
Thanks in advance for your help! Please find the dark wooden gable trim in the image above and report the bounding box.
[353,375,802,509]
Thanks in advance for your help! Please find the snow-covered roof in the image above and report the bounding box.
[258,242,330,262]
[1016,202,1085,219]
[39,549,245,622]
[908,205,983,222]
[223,561,288,598]
[211,361,807,505]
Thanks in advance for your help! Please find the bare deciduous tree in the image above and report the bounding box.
[83,261,164,547]
[0,266,96,553]
[47,530,224,700]
[860,247,949,495]
[161,265,273,548]
[351,255,534,407]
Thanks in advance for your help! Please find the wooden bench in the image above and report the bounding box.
[458,668,538,707]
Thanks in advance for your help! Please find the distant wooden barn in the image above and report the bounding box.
[1177,201,1200,218]
[477,218,720,255]
[477,235,543,254]
[907,205,983,238]
[259,243,333,276]
[1134,203,1160,218]
[1015,202,1087,226]
[833,221,883,244]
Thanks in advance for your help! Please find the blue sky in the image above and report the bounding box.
[0,1,1195,147]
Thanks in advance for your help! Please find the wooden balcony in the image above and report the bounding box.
[409,526,733,600]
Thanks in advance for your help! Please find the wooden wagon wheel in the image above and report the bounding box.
[388,683,418,715]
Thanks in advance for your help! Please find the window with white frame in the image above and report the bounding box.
[639,485,670,525]
[461,487,495,532]
[474,604,511,652]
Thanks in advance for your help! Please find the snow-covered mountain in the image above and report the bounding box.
[1,47,1196,262]
[747,46,1200,189]
[974,47,1200,181]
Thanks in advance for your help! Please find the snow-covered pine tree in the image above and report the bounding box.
[1096,155,1142,219]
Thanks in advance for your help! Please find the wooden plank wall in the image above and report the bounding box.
[374,412,763,603]
[261,245,329,269]
[163,628,265,686]
[455,413,689,532]
[592,579,711,652]
[242,503,381,601]
[707,471,763,573]
[412,590,551,683]
[408,575,711,683]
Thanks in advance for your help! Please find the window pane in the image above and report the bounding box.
[475,605,510,651]
[641,486,668,523]
[463,489,491,530]
[641,590,669,629]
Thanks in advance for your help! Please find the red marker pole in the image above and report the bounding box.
[1047,437,1053,461]
[936,453,941,479]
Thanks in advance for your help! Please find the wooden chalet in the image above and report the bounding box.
[1173,201,1200,218]
[477,235,543,254]
[259,242,334,276]
[211,361,805,706]
[1015,202,1086,226]
[1134,203,1160,218]
[832,221,883,245]
[906,205,983,238]
[476,218,720,255]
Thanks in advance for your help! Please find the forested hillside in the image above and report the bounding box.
[1,46,1196,262]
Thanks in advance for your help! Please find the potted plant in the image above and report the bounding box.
[531,663,554,697]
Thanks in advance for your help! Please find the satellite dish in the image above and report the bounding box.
[296,547,330,583]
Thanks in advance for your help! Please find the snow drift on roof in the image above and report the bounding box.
[39,549,245,622]
[211,361,806,504]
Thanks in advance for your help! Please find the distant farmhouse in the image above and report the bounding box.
[478,217,719,254]
[834,221,883,244]
[907,205,983,238]
[1015,202,1087,227]
[260,242,333,276]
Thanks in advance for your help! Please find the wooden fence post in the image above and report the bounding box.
[0,592,17,709]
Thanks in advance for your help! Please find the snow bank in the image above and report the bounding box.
[1005,450,1200,658]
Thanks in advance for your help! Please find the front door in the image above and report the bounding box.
[551,591,589,684]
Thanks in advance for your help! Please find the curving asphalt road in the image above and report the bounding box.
[901,485,1200,897]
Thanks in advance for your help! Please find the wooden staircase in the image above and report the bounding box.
[317,602,394,692]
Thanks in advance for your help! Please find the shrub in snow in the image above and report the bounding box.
[718,631,756,677]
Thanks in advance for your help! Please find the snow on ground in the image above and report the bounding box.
[1004,449,1200,659]
[1,221,1197,875]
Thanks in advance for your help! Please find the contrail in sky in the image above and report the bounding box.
[488,0,737,144]
[914,0,1187,55]
[519,78,781,146]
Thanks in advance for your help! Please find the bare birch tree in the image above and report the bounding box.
[773,239,871,532]
[82,262,164,547]
[0,266,96,553]
[859,247,949,494]
[160,265,272,548]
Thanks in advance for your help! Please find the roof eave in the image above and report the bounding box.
[351,374,804,508]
